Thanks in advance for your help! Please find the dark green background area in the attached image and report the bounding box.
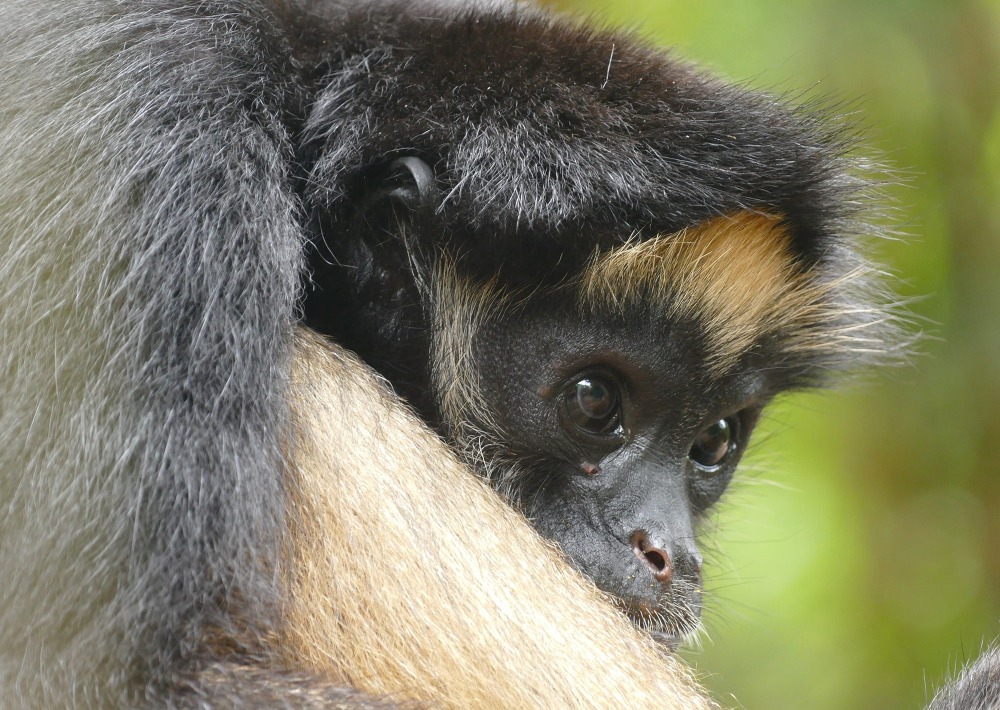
[541,1,1000,708]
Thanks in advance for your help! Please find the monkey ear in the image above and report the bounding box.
[340,156,439,311]
[357,156,438,226]
[382,156,438,214]
[351,156,438,289]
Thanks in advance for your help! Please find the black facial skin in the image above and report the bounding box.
[473,296,770,641]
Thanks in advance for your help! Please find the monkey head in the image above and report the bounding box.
[300,3,898,644]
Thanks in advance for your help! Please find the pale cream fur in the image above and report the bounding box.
[280,329,717,709]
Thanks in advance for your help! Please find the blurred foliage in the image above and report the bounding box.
[537,0,1000,707]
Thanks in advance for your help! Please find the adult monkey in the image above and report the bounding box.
[0,0,898,708]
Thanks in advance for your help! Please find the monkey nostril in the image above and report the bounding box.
[643,547,668,573]
[629,530,673,585]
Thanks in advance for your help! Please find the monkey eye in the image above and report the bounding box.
[562,375,623,436]
[689,416,739,472]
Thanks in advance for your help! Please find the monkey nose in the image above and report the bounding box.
[630,530,673,586]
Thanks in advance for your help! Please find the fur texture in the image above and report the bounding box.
[0,0,716,706]
[1,0,300,703]
[928,646,1000,710]
[298,1,873,270]
[0,0,906,707]
[577,211,862,374]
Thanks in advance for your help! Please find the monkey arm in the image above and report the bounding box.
[280,328,716,709]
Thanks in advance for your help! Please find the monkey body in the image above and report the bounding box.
[2,0,898,707]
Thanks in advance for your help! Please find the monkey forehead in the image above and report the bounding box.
[575,211,846,374]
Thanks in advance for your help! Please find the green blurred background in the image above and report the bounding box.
[538,1,1000,707]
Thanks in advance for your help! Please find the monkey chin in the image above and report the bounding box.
[615,589,703,652]
[649,631,687,652]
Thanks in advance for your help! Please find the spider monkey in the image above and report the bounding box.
[0,0,913,707]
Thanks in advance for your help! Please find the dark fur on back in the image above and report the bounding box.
[112,1,304,670]
[1,0,304,701]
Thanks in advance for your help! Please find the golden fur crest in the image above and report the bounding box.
[578,211,860,373]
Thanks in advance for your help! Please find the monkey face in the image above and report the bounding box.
[464,294,769,645]
[304,142,889,648]
[417,210,843,645]
[309,179,872,646]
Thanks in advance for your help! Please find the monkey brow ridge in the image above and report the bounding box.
[577,211,841,373]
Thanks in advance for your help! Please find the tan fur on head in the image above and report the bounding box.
[579,211,853,374]
[280,328,717,709]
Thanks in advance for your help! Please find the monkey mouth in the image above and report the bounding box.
[648,630,683,652]
[615,595,702,651]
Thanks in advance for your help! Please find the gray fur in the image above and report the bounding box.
[1,0,301,704]
[929,646,1000,710]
